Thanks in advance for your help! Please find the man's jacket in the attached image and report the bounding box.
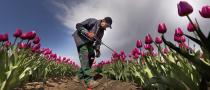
[72,18,104,50]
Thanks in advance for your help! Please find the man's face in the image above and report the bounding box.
[100,20,108,30]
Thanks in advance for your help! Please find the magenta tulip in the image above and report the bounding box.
[163,48,169,54]
[174,35,181,43]
[187,22,197,32]
[13,28,22,37]
[175,27,183,36]
[0,33,8,42]
[33,36,40,44]
[180,36,186,42]
[155,36,162,44]
[18,42,27,49]
[199,5,210,18]
[177,1,193,16]
[120,50,126,60]
[20,31,36,40]
[158,23,167,34]
[136,40,142,48]
[5,41,11,47]
[145,33,153,44]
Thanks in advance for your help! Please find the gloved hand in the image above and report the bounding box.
[95,49,101,58]
[87,32,94,40]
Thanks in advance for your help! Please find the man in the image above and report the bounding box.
[72,17,112,88]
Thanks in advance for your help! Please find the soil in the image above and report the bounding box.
[14,75,142,90]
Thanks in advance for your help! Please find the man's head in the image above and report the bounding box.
[100,17,112,30]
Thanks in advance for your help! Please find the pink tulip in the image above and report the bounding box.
[20,31,36,40]
[0,33,8,42]
[177,1,193,16]
[180,36,186,42]
[179,43,189,49]
[145,33,153,44]
[33,36,40,44]
[163,48,170,54]
[136,40,142,48]
[33,43,41,50]
[18,42,27,49]
[155,36,162,44]
[13,28,22,37]
[158,23,167,34]
[199,5,210,18]
[120,50,126,60]
[175,27,183,36]
[5,41,11,47]
[141,52,146,57]
[112,51,120,60]
[187,22,197,32]
[144,44,152,50]
[174,35,181,42]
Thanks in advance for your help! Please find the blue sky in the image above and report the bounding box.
[0,0,210,65]
[0,0,77,61]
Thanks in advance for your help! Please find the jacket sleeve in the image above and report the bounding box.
[76,18,96,35]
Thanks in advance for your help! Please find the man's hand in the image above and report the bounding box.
[95,49,101,58]
[87,32,94,40]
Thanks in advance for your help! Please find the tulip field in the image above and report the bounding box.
[1,1,210,90]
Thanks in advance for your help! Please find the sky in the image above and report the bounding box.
[0,0,210,65]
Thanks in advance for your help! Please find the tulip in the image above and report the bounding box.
[0,33,8,42]
[145,33,153,44]
[33,36,40,44]
[13,28,22,37]
[175,27,183,36]
[33,43,41,50]
[187,22,197,32]
[144,44,152,50]
[199,5,210,18]
[180,36,186,42]
[5,41,11,47]
[20,31,36,40]
[179,43,189,49]
[158,23,167,34]
[163,48,169,54]
[112,51,120,60]
[120,50,126,60]
[136,40,142,48]
[141,52,146,57]
[18,42,27,49]
[177,1,193,16]
[155,36,162,44]
[174,35,182,43]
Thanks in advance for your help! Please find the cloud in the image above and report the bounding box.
[52,0,210,63]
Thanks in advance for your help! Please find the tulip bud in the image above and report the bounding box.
[199,5,210,18]
[33,36,40,44]
[158,23,167,34]
[177,1,193,16]
[13,28,22,37]
[155,36,162,44]
[18,42,27,49]
[136,40,142,48]
[175,27,183,36]
[174,34,181,43]
[0,33,8,42]
[145,33,153,44]
[5,41,11,47]
[187,22,197,32]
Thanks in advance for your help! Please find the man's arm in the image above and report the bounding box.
[76,18,96,35]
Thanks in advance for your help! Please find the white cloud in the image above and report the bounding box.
[52,0,210,63]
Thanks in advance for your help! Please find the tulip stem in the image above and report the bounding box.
[13,38,17,48]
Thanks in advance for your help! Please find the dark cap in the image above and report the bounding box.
[104,17,112,29]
